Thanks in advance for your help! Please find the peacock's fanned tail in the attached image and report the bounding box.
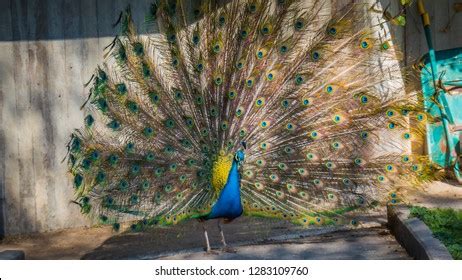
[68,0,439,230]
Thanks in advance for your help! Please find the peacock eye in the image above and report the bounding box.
[212,42,222,53]
[328,27,337,35]
[192,35,200,45]
[360,95,369,104]
[168,34,176,43]
[218,16,226,26]
[382,41,391,51]
[294,18,305,30]
[311,51,321,61]
[85,114,94,127]
[360,40,369,49]
[214,76,223,86]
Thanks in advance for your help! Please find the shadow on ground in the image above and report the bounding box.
[81,213,405,260]
[1,212,402,259]
[82,217,316,259]
[406,180,462,209]
[159,227,410,260]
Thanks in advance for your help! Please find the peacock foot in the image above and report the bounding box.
[221,246,237,253]
[205,249,219,255]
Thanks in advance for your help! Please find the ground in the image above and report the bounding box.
[158,227,409,260]
[0,180,460,259]
[0,216,408,260]
[405,180,462,209]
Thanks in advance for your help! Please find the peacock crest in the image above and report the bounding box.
[67,0,438,232]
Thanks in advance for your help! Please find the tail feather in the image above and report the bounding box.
[68,0,439,229]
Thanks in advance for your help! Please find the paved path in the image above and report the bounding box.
[80,213,395,260]
[1,213,409,259]
[406,180,462,209]
[3,180,461,260]
[157,227,410,260]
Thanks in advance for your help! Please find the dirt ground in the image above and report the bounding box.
[0,215,388,260]
[0,180,459,260]
[0,226,113,259]
[405,180,462,209]
[158,227,410,260]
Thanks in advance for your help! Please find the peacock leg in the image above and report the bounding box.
[217,220,237,253]
[202,222,218,254]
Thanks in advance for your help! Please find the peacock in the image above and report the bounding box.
[67,0,439,253]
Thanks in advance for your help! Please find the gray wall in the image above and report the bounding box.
[0,0,154,236]
[404,0,462,65]
[0,0,461,236]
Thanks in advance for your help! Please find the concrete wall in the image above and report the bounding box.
[0,0,461,236]
[404,0,462,65]
[0,0,154,236]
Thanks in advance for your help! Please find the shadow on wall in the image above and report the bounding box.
[0,0,234,42]
[2,0,407,42]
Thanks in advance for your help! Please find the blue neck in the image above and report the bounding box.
[206,160,243,220]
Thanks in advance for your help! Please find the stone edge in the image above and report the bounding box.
[0,250,25,260]
[387,204,453,260]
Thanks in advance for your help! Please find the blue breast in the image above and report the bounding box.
[206,160,243,220]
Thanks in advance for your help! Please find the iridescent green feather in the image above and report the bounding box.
[68,0,439,230]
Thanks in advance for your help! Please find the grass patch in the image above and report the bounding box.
[410,206,462,259]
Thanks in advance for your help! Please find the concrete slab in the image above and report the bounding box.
[387,205,453,260]
[0,250,25,260]
[405,180,462,209]
[156,228,410,260]
[0,214,401,260]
